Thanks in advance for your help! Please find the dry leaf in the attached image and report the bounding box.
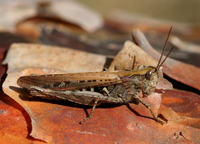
[162,89,200,119]
[109,40,159,71]
[2,43,105,73]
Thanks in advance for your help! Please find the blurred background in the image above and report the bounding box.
[78,0,200,24]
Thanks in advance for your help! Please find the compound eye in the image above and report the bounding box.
[145,70,153,80]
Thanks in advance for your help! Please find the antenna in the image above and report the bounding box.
[156,27,174,70]
[157,46,174,70]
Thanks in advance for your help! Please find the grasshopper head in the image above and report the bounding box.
[142,66,159,97]
[142,41,174,97]
[142,26,174,96]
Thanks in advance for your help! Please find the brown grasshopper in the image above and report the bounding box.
[17,28,173,124]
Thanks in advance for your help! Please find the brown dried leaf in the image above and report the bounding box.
[109,40,159,71]
[2,43,105,73]
[156,78,173,90]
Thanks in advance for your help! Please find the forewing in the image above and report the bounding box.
[17,71,122,90]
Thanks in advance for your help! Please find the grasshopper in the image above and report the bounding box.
[17,28,173,124]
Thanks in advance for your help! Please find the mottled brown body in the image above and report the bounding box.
[17,66,161,123]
